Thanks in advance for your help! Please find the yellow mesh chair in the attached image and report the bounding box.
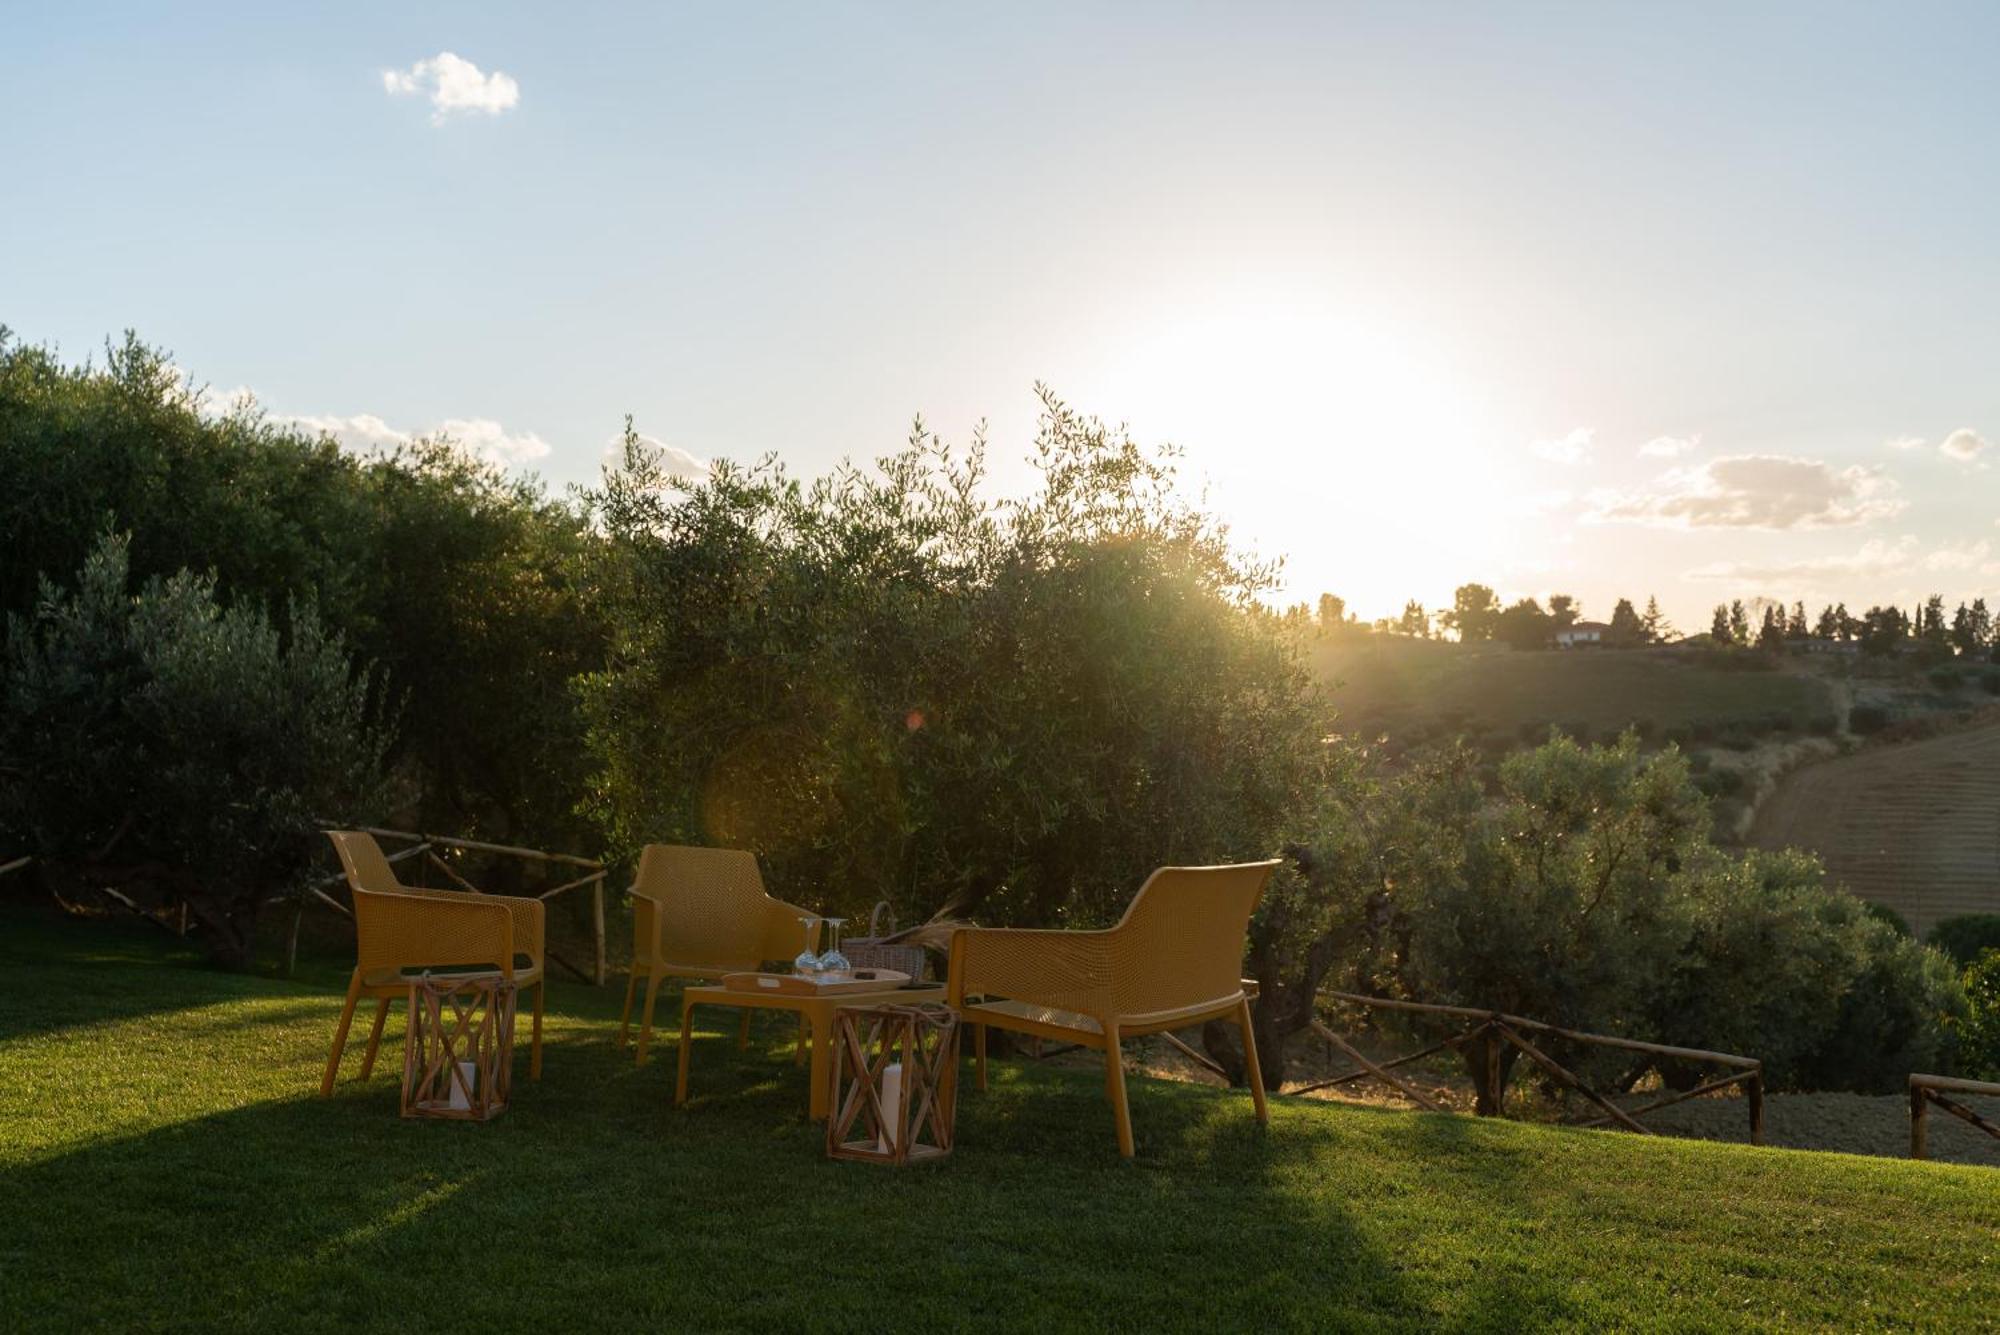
[318,831,546,1097]
[946,859,1280,1157]
[616,844,820,1064]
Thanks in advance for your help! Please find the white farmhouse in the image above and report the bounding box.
[1555,620,1609,649]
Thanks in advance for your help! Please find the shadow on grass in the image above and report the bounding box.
[0,1003,1465,1331]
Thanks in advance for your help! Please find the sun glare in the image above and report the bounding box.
[1089,290,1519,618]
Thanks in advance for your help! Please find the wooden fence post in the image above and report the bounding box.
[1910,1080,1928,1160]
[1481,1023,1507,1116]
[592,873,607,986]
[1747,1067,1764,1147]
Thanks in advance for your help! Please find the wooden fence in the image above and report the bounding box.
[1908,1073,2000,1160]
[1303,991,1765,1145]
[295,826,608,985]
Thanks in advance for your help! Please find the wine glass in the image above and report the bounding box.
[818,917,850,975]
[793,915,822,976]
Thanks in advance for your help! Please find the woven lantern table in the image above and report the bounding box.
[401,971,517,1121]
[827,1002,960,1165]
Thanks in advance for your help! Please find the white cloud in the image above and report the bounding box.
[1886,435,1928,452]
[1685,538,1920,584]
[1589,454,1902,530]
[286,412,550,467]
[603,432,709,481]
[1638,434,1699,458]
[1922,539,1994,573]
[1684,536,1999,586]
[285,412,410,452]
[383,52,520,122]
[1940,428,1989,464]
[1531,427,1593,464]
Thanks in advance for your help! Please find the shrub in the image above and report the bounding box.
[1959,951,2000,1080]
[1649,851,1962,1091]
[1927,914,2000,966]
[1806,712,1840,736]
[1272,734,1967,1099]
[1849,703,1890,734]
[1983,670,2000,696]
[1863,901,1913,937]
[1695,767,1745,798]
[1928,667,1961,692]
[0,534,393,966]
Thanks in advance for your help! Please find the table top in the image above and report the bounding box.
[684,980,948,1012]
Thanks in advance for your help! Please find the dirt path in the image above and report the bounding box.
[1748,720,2000,936]
[1646,1091,2000,1167]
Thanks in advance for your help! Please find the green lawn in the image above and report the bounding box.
[2,909,1995,1332]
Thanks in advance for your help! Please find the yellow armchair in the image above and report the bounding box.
[616,844,819,1064]
[319,831,546,1097]
[947,859,1280,1156]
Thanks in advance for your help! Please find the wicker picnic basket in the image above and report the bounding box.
[843,901,931,980]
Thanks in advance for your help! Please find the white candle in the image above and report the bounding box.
[879,1062,902,1151]
[448,1059,476,1111]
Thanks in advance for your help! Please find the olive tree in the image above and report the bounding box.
[576,387,1332,931]
[0,534,393,966]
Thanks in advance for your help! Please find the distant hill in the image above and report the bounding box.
[1313,638,1837,747]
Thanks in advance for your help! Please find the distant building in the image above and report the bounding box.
[1555,620,1610,649]
[1799,637,1859,656]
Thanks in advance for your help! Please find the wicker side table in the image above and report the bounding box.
[402,972,517,1121]
[827,1002,958,1165]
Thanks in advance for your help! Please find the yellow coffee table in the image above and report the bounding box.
[675,979,949,1119]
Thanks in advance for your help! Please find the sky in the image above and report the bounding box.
[6,2,2000,632]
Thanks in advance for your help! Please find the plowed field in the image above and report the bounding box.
[1749,722,2000,936]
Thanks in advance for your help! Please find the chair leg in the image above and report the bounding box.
[674,997,696,1107]
[617,968,640,1048]
[974,1023,988,1092]
[358,997,391,1079]
[1238,996,1269,1125]
[1104,1025,1135,1158]
[635,970,664,1065]
[320,973,364,1097]
[530,980,545,1080]
[736,1008,752,1051]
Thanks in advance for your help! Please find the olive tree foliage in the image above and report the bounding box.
[0,329,600,853]
[1249,733,1965,1096]
[577,387,1333,928]
[0,534,393,966]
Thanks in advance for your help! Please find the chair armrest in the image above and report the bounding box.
[947,927,1114,1015]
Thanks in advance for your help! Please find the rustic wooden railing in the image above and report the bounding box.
[297,826,607,985]
[1908,1073,2000,1160]
[1302,991,1764,1145]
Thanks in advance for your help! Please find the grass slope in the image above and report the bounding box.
[2,909,1996,1332]
[1317,640,1833,744]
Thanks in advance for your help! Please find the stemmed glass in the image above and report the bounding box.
[793,915,822,977]
[818,917,850,976]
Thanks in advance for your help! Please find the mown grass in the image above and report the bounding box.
[2,907,1996,1332]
